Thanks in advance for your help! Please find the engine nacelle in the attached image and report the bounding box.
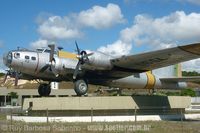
[84,51,113,70]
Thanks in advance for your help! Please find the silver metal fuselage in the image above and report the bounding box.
[3,49,186,90]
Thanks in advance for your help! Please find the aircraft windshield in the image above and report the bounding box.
[36,48,57,54]
[36,49,44,52]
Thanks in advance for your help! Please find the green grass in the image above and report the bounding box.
[0,114,6,120]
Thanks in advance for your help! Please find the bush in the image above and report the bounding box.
[165,91,180,96]
[8,92,18,98]
[180,88,196,97]
[182,71,200,76]
[0,73,5,77]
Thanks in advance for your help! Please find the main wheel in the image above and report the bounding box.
[38,84,51,97]
[74,79,88,96]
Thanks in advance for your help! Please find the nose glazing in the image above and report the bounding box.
[3,51,12,67]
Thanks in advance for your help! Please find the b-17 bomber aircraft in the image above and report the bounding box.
[2,42,200,96]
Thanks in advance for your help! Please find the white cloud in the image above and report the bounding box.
[38,16,82,40]
[37,3,124,40]
[123,11,200,72]
[97,40,132,57]
[36,12,54,24]
[30,39,49,49]
[120,11,200,49]
[98,10,200,72]
[77,3,125,29]
[35,7,200,72]
[182,59,200,72]
[119,11,200,71]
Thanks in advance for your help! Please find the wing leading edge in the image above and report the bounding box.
[111,43,200,72]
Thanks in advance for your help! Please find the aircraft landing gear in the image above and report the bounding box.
[74,79,88,96]
[38,83,51,97]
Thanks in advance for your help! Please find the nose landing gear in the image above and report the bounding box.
[38,83,51,97]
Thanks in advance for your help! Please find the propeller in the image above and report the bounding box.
[73,41,93,80]
[39,44,58,76]
[39,65,49,73]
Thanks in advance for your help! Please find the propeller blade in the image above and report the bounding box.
[73,61,81,80]
[14,72,18,86]
[39,65,49,73]
[73,42,94,79]
[75,41,80,55]
[50,66,59,77]
[48,44,55,62]
[86,52,93,57]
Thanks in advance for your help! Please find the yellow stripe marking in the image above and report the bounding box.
[58,51,77,60]
[145,71,156,89]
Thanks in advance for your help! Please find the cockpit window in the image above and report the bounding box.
[25,55,30,60]
[31,57,36,60]
[36,48,57,54]
[14,53,20,58]
[44,49,51,53]
[36,49,44,52]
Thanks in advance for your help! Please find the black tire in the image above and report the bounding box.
[74,79,88,96]
[38,84,51,97]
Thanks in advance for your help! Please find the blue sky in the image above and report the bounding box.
[1,0,200,71]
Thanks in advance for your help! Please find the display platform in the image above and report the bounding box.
[23,96,191,116]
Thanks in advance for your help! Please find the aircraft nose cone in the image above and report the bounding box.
[3,51,12,67]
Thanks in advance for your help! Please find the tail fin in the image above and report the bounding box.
[175,64,182,77]
[152,64,182,78]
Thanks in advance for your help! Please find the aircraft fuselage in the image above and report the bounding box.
[3,49,186,92]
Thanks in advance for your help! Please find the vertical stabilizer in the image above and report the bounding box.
[174,64,182,77]
[152,64,182,78]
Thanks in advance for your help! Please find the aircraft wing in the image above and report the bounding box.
[111,43,200,72]
[160,76,200,82]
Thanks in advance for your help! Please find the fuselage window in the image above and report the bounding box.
[31,57,36,61]
[14,53,20,58]
[25,55,30,60]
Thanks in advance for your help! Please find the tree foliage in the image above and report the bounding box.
[0,73,5,77]
[160,88,196,97]
[180,88,196,97]
[8,92,18,98]
[182,71,200,76]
